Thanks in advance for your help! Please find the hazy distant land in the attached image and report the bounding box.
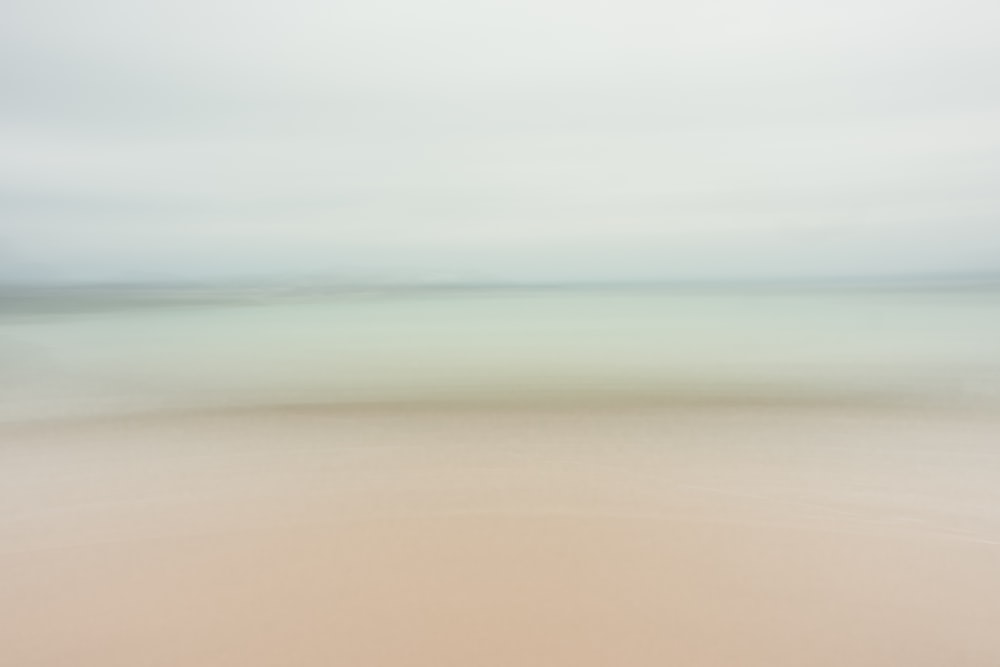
[2,273,999,316]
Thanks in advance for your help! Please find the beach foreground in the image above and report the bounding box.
[3,405,1000,666]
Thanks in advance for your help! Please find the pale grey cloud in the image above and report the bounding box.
[2,0,1000,282]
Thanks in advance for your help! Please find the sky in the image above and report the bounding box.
[2,0,1000,283]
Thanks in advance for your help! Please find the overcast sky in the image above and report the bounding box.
[2,0,999,283]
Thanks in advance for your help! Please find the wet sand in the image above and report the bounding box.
[3,405,1000,665]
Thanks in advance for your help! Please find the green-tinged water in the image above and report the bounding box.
[1,289,999,421]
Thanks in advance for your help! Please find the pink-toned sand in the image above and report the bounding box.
[3,406,1000,666]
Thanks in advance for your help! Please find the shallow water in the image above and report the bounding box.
[1,289,999,421]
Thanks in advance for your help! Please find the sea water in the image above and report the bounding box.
[1,289,999,421]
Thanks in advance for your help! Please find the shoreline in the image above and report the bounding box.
[3,387,998,432]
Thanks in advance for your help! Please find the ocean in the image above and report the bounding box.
[2,288,999,421]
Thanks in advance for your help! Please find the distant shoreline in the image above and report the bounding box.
[2,279,999,317]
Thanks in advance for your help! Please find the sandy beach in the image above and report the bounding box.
[3,404,1000,666]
